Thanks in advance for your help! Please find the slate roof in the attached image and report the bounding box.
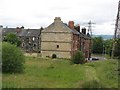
[45,21,80,35]
[2,28,17,36]
[17,29,40,37]
[2,28,41,37]
[63,23,80,35]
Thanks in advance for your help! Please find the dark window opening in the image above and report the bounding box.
[33,43,36,47]
[57,45,59,48]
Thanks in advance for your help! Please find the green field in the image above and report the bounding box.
[2,57,119,88]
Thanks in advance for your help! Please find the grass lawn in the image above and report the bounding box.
[2,56,119,88]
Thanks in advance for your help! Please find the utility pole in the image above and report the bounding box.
[112,0,120,58]
[114,0,120,39]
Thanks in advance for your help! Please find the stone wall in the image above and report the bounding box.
[41,32,72,59]
[41,51,71,58]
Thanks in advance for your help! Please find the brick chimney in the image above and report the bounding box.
[74,24,80,32]
[81,28,86,35]
[68,21,74,29]
[16,27,21,33]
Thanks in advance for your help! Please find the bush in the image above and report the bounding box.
[71,50,85,64]
[52,54,57,58]
[2,42,25,73]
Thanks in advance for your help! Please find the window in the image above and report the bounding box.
[22,42,25,47]
[33,37,35,41]
[57,45,59,48]
[33,43,36,47]
[33,43,37,50]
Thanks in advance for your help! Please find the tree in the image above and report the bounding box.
[113,38,120,59]
[92,37,104,54]
[104,39,113,56]
[2,42,25,73]
[4,33,21,46]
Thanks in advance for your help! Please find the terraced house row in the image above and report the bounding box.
[1,17,91,59]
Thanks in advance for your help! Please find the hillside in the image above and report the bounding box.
[92,35,113,40]
[2,57,118,88]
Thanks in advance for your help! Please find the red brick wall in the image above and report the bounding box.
[71,34,80,55]
[84,38,91,58]
[71,33,91,59]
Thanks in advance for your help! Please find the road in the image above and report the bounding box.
[91,54,107,61]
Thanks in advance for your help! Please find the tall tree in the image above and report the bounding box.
[104,39,113,56]
[92,37,104,54]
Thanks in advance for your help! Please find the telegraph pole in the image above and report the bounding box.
[114,0,120,39]
[112,0,120,58]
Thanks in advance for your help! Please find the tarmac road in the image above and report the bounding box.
[91,54,107,61]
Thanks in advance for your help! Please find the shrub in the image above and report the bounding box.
[52,54,57,58]
[71,50,85,64]
[2,42,25,73]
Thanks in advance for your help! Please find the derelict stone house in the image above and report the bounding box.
[2,27,22,40]
[18,28,41,53]
[41,17,91,59]
[2,26,42,53]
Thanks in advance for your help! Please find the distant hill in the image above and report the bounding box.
[92,35,113,40]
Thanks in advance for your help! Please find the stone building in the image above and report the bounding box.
[1,17,91,59]
[2,26,42,53]
[18,28,41,53]
[41,17,91,59]
[2,27,21,40]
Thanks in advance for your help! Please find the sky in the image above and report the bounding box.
[0,0,119,35]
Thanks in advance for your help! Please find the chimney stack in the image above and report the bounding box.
[21,26,24,29]
[68,21,74,29]
[16,27,21,33]
[54,17,61,22]
[0,25,3,30]
[74,24,80,32]
[81,28,86,35]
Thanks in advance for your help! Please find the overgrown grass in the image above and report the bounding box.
[2,57,119,88]
[85,59,118,88]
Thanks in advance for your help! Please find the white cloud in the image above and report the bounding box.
[0,0,119,35]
